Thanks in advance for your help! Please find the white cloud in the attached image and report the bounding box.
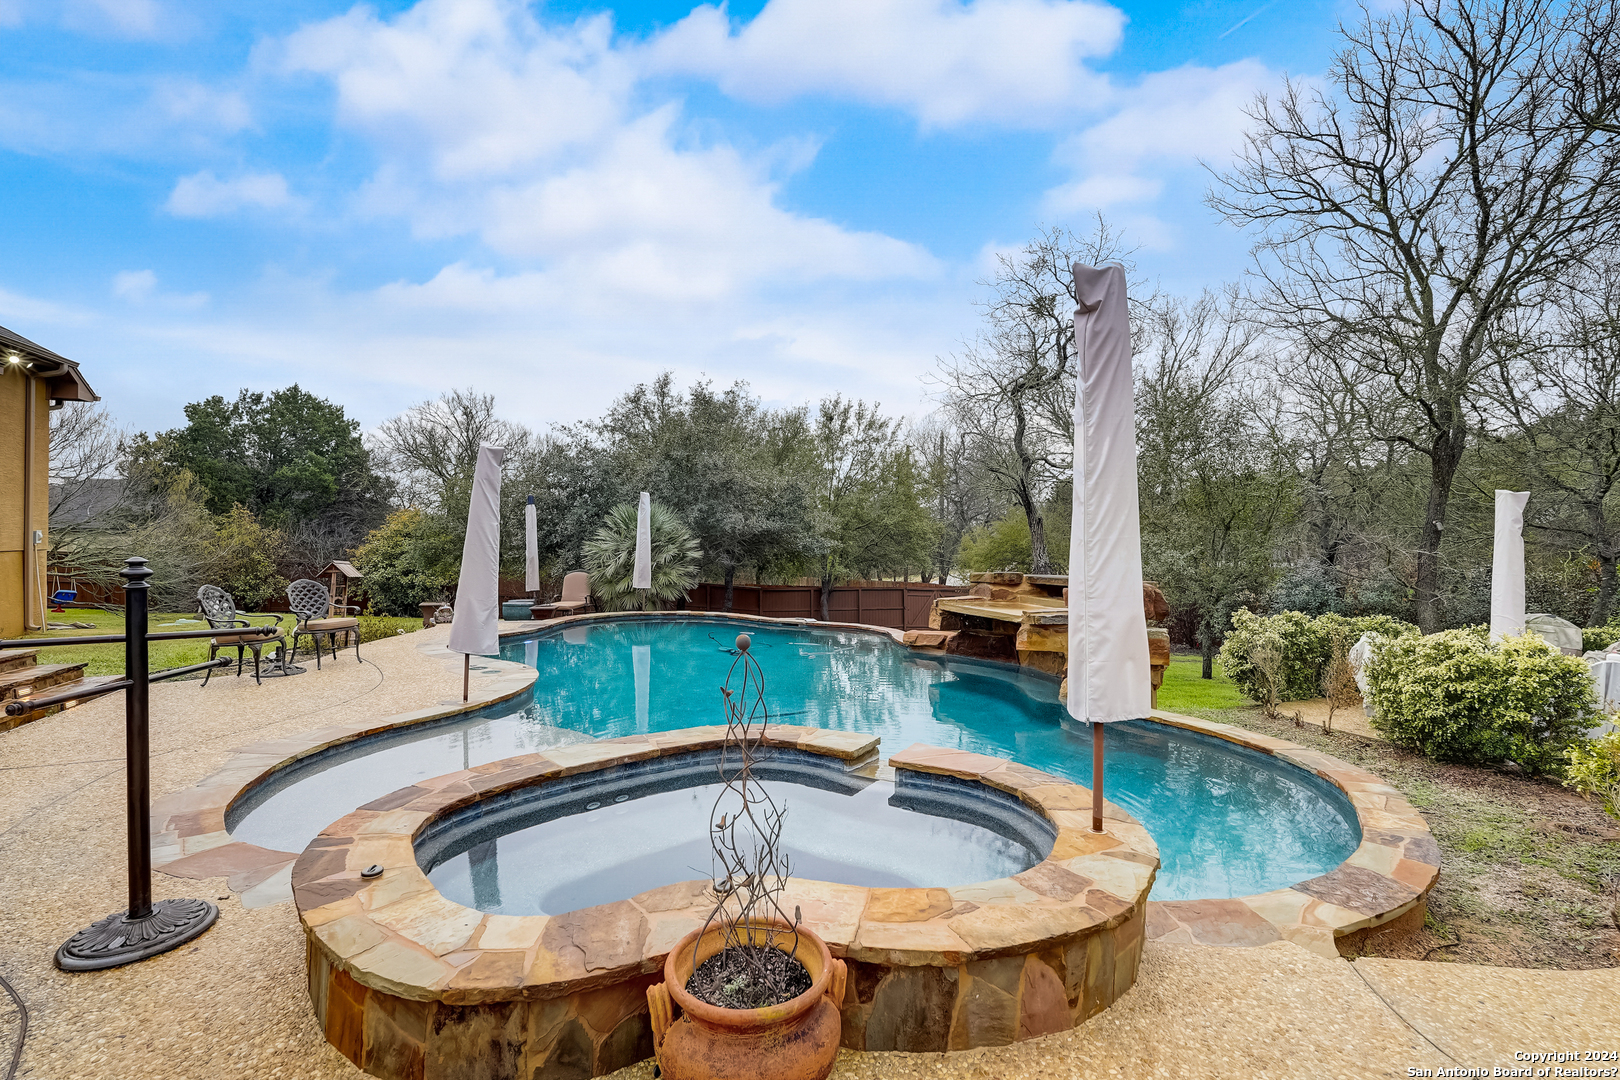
[271,0,936,299]
[0,74,252,158]
[112,269,156,301]
[165,171,297,217]
[110,268,209,308]
[152,80,251,133]
[645,0,1124,127]
[1043,173,1161,213]
[61,0,165,39]
[1043,59,1274,215]
[274,0,632,181]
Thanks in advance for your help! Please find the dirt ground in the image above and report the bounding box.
[1201,703,1620,970]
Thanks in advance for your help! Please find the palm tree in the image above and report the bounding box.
[584,501,701,611]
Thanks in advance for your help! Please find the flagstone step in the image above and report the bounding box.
[0,673,120,733]
[0,662,89,703]
[0,649,38,674]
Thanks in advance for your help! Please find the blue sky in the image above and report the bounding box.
[1,0,1347,434]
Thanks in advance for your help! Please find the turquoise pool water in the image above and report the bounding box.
[231,616,1360,901]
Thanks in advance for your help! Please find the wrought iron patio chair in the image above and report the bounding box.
[286,578,362,670]
[196,585,286,686]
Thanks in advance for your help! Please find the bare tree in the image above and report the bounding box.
[372,389,533,514]
[1211,0,1620,632]
[48,404,129,528]
[910,415,999,583]
[1136,291,1293,675]
[1562,0,1620,136]
[932,219,1140,573]
[1488,263,1620,622]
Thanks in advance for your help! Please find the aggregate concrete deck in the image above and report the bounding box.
[2,623,1616,1079]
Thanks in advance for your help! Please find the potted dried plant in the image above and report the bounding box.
[646,633,845,1080]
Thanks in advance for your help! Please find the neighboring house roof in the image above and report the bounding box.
[0,323,99,402]
[49,478,130,527]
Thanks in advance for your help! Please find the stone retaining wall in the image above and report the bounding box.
[292,731,1160,1078]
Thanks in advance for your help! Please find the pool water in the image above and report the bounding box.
[426,778,1043,916]
[231,617,1359,901]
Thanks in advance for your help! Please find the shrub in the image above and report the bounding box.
[355,615,423,644]
[956,511,1033,573]
[1582,623,1620,653]
[583,501,701,611]
[350,508,458,616]
[1218,609,1418,702]
[1564,729,1620,820]
[208,503,288,609]
[1364,628,1596,774]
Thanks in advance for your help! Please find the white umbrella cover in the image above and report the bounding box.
[449,444,505,665]
[1490,490,1529,643]
[633,491,652,590]
[1069,262,1151,831]
[524,495,539,595]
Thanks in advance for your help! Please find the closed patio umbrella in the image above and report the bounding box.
[633,491,652,594]
[450,445,504,700]
[525,494,539,598]
[1490,490,1529,644]
[1069,262,1151,832]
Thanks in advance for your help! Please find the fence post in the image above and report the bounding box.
[54,556,220,972]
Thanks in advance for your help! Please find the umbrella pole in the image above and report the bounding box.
[463,654,470,702]
[1092,721,1104,833]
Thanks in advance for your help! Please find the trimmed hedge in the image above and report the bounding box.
[1565,730,1620,819]
[1364,628,1595,775]
[1218,609,1418,703]
[1582,624,1620,653]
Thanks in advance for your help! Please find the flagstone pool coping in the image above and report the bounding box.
[292,734,1160,1075]
[151,609,1436,959]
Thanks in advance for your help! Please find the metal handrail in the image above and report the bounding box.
[2,657,236,716]
[1,626,278,650]
[15,557,232,972]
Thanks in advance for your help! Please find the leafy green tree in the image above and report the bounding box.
[956,510,1034,573]
[583,501,701,611]
[134,385,391,572]
[809,396,937,618]
[350,508,459,616]
[591,375,819,607]
[208,504,289,609]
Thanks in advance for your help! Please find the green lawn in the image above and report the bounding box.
[19,607,421,677]
[1155,653,1250,711]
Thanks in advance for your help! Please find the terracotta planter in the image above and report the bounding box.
[648,919,846,1080]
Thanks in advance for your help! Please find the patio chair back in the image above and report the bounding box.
[197,585,241,629]
[559,572,590,604]
[287,578,333,623]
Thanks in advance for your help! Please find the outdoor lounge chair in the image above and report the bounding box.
[549,571,592,616]
[286,578,362,670]
[196,585,286,686]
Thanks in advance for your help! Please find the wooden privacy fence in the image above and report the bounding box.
[684,583,965,631]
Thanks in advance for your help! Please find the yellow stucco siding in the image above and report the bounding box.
[0,368,50,638]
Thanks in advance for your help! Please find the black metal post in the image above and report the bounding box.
[126,558,151,919]
[54,557,219,972]
[1092,721,1104,833]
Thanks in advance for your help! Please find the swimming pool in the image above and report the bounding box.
[232,616,1359,901]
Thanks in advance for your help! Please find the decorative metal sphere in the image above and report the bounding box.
[735,633,751,653]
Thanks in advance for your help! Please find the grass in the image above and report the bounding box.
[18,606,423,677]
[1155,652,1250,711]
